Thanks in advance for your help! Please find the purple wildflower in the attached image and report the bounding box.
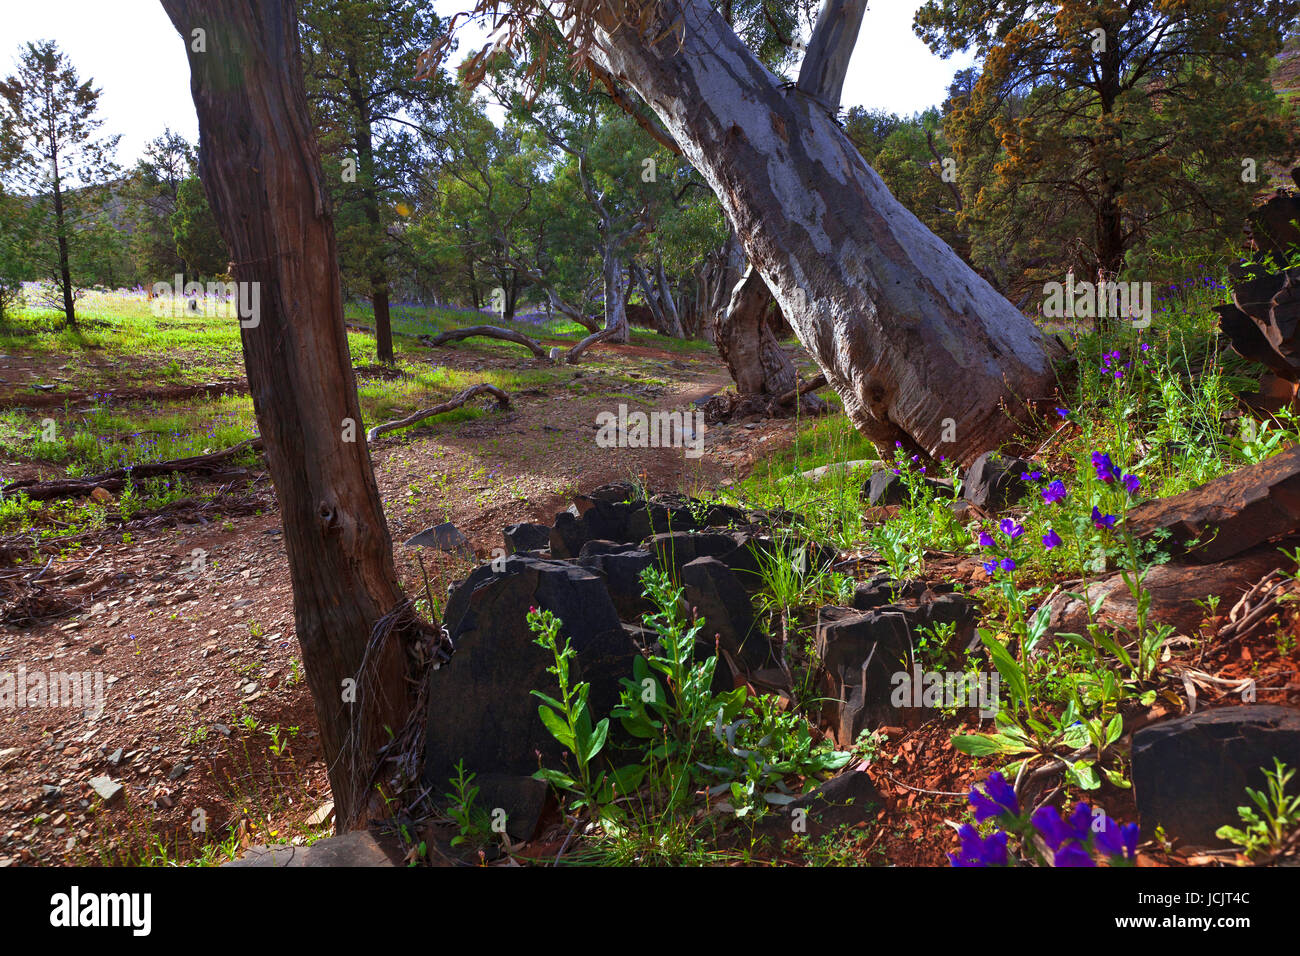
[949,824,1009,867]
[969,772,1020,822]
[1121,473,1141,496]
[1041,480,1067,504]
[1000,557,1016,572]
[1042,528,1062,550]
[978,530,995,548]
[999,518,1025,539]
[1092,452,1121,484]
[1091,506,1118,530]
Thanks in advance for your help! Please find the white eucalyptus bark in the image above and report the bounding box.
[582,0,1061,461]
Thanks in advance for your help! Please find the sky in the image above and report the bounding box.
[1,0,974,167]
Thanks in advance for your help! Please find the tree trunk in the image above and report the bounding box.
[602,241,629,343]
[342,56,395,364]
[654,257,685,338]
[160,0,437,829]
[581,0,1061,463]
[372,278,395,361]
[50,153,76,329]
[713,0,859,405]
[716,266,797,397]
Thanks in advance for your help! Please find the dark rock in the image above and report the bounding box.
[442,562,497,637]
[703,503,748,527]
[626,497,700,541]
[582,498,638,543]
[585,481,638,503]
[853,574,924,610]
[645,531,738,577]
[503,522,551,554]
[405,521,474,559]
[225,829,404,867]
[961,451,1034,511]
[1132,705,1300,846]
[1127,446,1300,563]
[550,510,585,559]
[577,547,655,620]
[815,607,912,747]
[864,469,950,507]
[424,555,637,840]
[680,557,766,672]
[577,539,642,558]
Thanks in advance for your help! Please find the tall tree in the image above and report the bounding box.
[160,0,442,829]
[171,174,229,278]
[123,128,196,282]
[481,0,1062,462]
[0,40,120,327]
[916,0,1300,287]
[298,0,445,363]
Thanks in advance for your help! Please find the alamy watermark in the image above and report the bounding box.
[150,273,261,328]
[0,666,105,717]
[891,665,999,719]
[595,404,704,459]
[1042,274,1151,329]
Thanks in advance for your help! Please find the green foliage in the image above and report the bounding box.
[1216,759,1300,860]
[171,176,228,279]
[914,0,1300,286]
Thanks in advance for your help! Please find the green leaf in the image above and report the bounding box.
[1066,759,1101,791]
[532,767,576,790]
[1105,713,1123,746]
[951,732,1033,757]
[537,705,575,750]
[1101,765,1131,789]
[980,630,1028,708]
[584,718,609,762]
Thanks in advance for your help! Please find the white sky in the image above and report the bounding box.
[1,0,974,166]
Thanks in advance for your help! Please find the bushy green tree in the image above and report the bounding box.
[171,175,229,279]
[915,0,1300,291]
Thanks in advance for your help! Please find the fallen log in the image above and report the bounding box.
[365,384,511,441]
[1127,444,1300,563]
[564,328,616,364]
[1,438,264,501]
[420,326,551,360]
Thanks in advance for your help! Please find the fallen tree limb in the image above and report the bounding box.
[1,438,265,501]
[564,328,616,364]
[420,326,551,360]
[776,373,828,406]
[366,384,511,441]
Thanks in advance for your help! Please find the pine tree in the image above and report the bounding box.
[0,40,120,327]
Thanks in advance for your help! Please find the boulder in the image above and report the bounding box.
[404,521,474,559]
[680,556,767,672]
[753,767,882,844]
[1132,705,1300,847]
[815,607,912,747]
[864,469,950,507]
[424,554,637,840]
[225,829,404,867]
[577,545,655,620]
[961,451,1034,511]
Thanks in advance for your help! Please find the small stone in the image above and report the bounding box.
[88,776,123,805]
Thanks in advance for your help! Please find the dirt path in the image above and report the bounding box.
[0,339,812,865]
